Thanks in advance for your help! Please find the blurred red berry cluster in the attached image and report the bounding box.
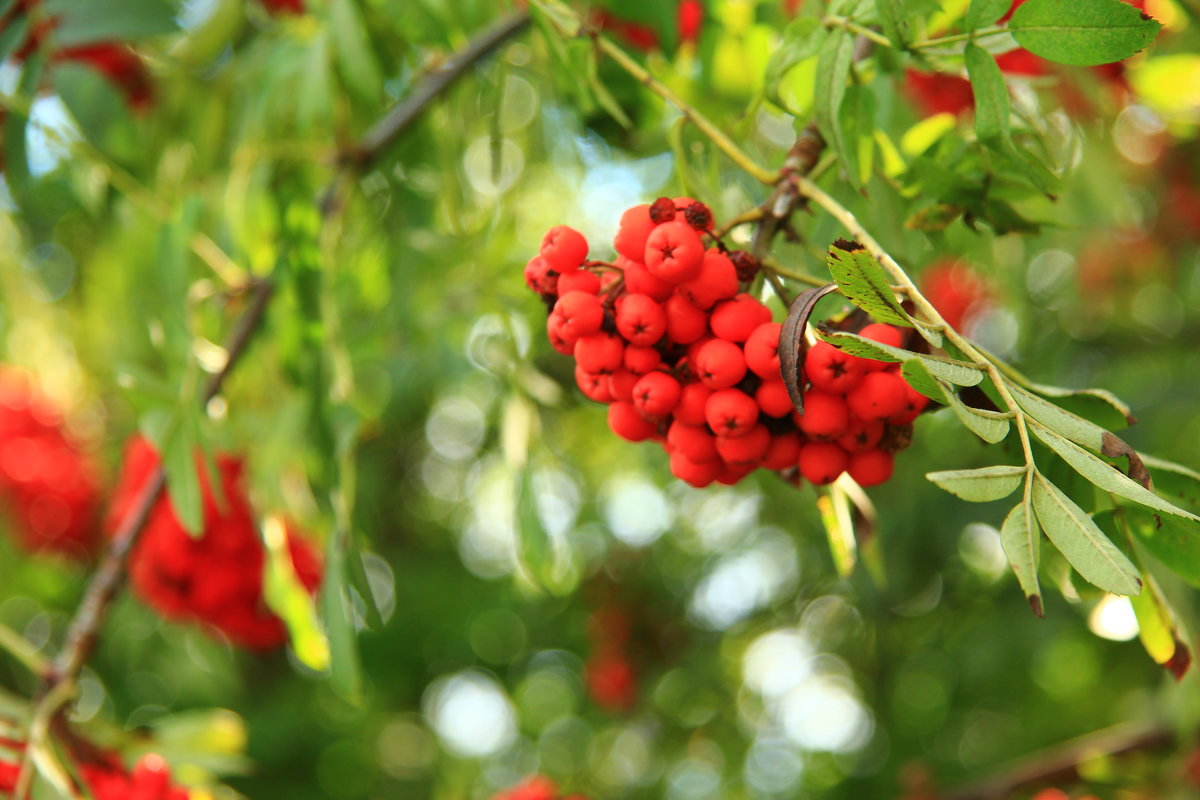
[493,774,589,800]
[584,605,637,712]
[592,0,704,52]
[523,199,923,489]
[0,369,101,559]
[109,436,322,650]
[1,738,186,800]
[920,260,996,333]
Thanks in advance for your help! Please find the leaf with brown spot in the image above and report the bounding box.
[1102,432,1152,489]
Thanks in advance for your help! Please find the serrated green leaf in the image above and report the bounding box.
[1031,471,1140,596]
[927,465,1025,502]
[900,359,948,403]
[1031,426,1200,524]
[814,29,855,186]
[875,0,910,47]
[1014,387,1105,451]
[1008,0,1162,66]
[943,382,1011,443]
[965,0,1011,30]
[965,43,1010,148]
[262,516,330,671]
[826,243,912,326]
[1001,495,1042,613]
[816,329,985,386]
[45,0,177,45]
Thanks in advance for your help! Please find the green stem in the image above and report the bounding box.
[529,0,780,185]
[0,625,47,678]
[911,26,1009,50]
[822,15,893,48]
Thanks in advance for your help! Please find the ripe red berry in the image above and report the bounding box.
[585,653,637,712]
[705,388,759,438]
[716,423,770,465]
[798,442,849,485]
[615,293,667,346]
[887,381,931,425]
[664,294,710,344]
[754,380,794,417]
[795,390,850,440]
[716,461,757,486]
[847,371,908,420]
[763,432,803,471]
[838,418,885,453]
[623,260,675,302]
[557,268,601,295]
[744,321,783,379]
[805,341,866,393]
[607,369,639,402]
[710,294,772,342]
[667,421,718,463]
[694,339,747,389]
[554,291,604,340]
[675,382,713,426]
[540,225,588,272]
[547,313,574,355]
[670,449,720,488]
[575,333,625,375]
[848,449,894,487]
[614,204,655,261]
[645,221,704,283]
[576,368,614,404]
[608,402,657,442]
[524,255,557,295]
[632,372,681,418]
[677,250,738,310]
[624,345,661,374]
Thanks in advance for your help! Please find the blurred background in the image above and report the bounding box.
[0,0,1199,798]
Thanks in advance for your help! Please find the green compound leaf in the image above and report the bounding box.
[927,465,1025,502]
[942,380,1011,443]
[814,29,856,187]
[875,0,911,47]
[1125,508,1200,589]
[900,359,948,403]
[1008,0,1162,66]
[1001,495,1043,616]
[1031,426,1200,524]
[825,241,912,327]
[816,329,984,386]
[965,43,1011,149]
[965,0,1012,30]
[1014,386,1106,451]
[1031,471,1140,596]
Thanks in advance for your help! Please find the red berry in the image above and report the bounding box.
[694,339,747,389]
[524,256,557,295]
[847,372,908,421]
[711,294,772,342]
[623,260,675,302]
[667,421,718,463]
[754,380,794,418]
[575,333,625,375]
[614,204,655,261]
[763,432,803,471]
[838,418,885,453]
[677,250,738,310]
[554,291,604,341]
[678,0,704,42]
[624,345,661,374]
[848,449,894,487]
[585,654,637,712]
[805,341,866,393]
[795,390,850,440]
[540,225,588,272]
[664,294,709,344]
[675,382,713,426]
[632,372,681,418]
[716,461,757,486]
[670,450,720,488]
[607,369,639,402]
[615,293,667,347]
[858,323,904,371]
[608,402,657,441]
[645,221,704,283]
[798,442,849,485]
[887,381,931,425]
[547,314,574,355]
[744,321,783,379]
[682,201,713,231]
[705,389,759,438]
[716,423,770,465]
[576,368,614,404]
[557,268,601,295]
[649,196,678,223]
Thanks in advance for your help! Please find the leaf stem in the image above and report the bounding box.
[0,625,47,679]
[911,26,1009,50]
[822,15,893,48]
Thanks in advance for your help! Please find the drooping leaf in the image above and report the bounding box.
[825,241,912,327]
[943,381,1011,443]
[1031,471,1141,596]
[1126,508,1200,589]
[1129,571,1191,679]
[1007,0,1162,66]
[779,284,839,415]
[321,526,364,704]
[900,359,948,403]
[262,516,331,672]
[813,29,855,185]
[964,43,1010,149]
[927,465,1025,502]
[816,329,985,386]
[965,0,1012,30]
[1031,426,1200,524]
[1014,387,1105,451]
[1001,495,1043,615]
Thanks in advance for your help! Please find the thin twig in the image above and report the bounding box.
[0,624,47,678]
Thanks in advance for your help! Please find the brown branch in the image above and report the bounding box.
[940,720,1173,800]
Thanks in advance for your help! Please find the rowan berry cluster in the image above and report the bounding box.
[523,198,924,489]
[0,739,185,800]
[109,436,322,650]
[0,370,101,558]
[493,775,588,800]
